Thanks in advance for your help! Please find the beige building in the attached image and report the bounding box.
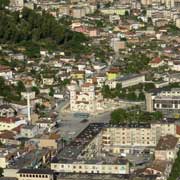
[101,122,177,154]
[51,160,129,175]
[68,83,104,113]
[17,169,54,180]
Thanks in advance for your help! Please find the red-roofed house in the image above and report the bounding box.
[149,57,164,68]
[0,117,26,131]
[0,130,20,145]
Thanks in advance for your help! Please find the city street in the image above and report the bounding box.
[54,99,144,140]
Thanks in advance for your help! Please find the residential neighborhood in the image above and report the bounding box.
[1,0,180,180]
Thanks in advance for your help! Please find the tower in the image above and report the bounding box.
[27,91,31,124]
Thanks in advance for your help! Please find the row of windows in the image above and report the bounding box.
[19,174,49,178]
[60,165,119,170]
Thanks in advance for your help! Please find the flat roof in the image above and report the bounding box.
[17,169,54,175]
[117,74,144,82]
[52,123,105,163]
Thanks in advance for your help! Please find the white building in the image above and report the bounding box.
[0,66,13,80]
[68,83,104,113]
[20,125,39,138]
[51,160,129,175]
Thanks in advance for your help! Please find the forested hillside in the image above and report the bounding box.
[0,8,88,56]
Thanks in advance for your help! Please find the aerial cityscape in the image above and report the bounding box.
[1,0,180,179]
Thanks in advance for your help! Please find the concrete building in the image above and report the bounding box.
[68,83,104,113]
[17,169,54,180]
[51,123,130,175]
[71,7,86,18]
[20,125,39,138]
[145,88,180,117]
[101,122,177,154]
[118,74,145,88]
[51,160,129,174]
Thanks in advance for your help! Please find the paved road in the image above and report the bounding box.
[53,99,143,140]
[57,111,111,140]
[51,99,111,139]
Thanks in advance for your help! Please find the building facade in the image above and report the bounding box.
[146,88,180,117]
[68,83,104,113]
[101,122,177,154]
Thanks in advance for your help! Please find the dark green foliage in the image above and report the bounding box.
[110,108,163,124]
[0,167,3,177]
[168,150,180,180]
[123,53,150,73]
[0,77,25,102]
[0,0,9,9]
[0,8,88,55]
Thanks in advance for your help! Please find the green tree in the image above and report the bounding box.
[16,81,26,93]
[31,86,40,95]
[0,167,3,177]
[111,108,127,124]
[49,87,54,97]
[0,0,9,9]
[144,83,155,91]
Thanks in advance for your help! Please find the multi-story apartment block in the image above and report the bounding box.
[51,123,130,175]
[145,88,180,117]
[101,122,177,154]
[68,83,104,113]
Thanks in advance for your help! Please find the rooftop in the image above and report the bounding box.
[156,135,178,150]
[52,123,105,163]
[17,169,54,175]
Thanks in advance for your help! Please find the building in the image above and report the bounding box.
[149,57,164,68]
[106,67,121,80]
[142,160,172,180]
[0,117,26,131]
[0,105,16,118]
[100,7,129,15]
[118,74,145,88]
[145,88,180,117]
[111,38,126,52]
[51,123,130,175]
[68,83,104,113]
[51,159,129,175]
[155,135,179,161]
[20,125,39,138]
[101,121,177,154]
[0,66,13,80]
[17,169,54,180]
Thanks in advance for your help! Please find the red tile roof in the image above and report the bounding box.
[0,65,11,72]
[0,117,19,124]
[150,57,162,64]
